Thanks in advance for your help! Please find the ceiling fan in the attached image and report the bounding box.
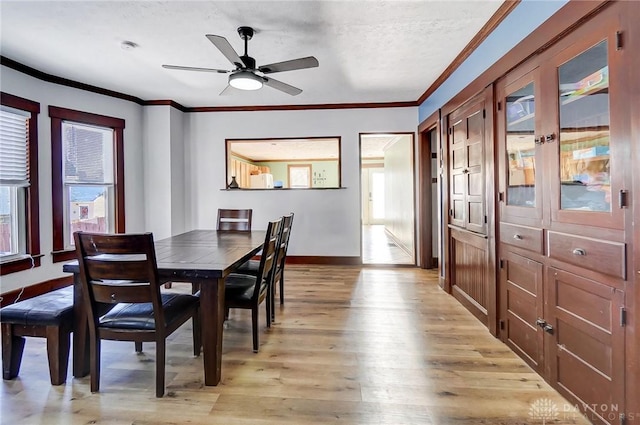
[162,26,318,96]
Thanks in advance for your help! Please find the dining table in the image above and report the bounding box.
[63,229,266,386]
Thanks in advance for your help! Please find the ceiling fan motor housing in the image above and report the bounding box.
[237,26,254,40]
[240,55,256,70]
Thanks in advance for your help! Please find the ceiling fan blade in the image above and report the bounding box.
[258,56,319,74]
[262,76,302,96]
[206,35,244,68]
[162,64,229,74]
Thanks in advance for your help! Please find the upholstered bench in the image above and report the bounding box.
[0,286,74,385]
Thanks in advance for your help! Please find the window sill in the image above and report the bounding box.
[0,254,42,275]
[51,249,77,263]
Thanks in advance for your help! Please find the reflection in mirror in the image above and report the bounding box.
[226,137,341,189]
[506,82,536,207]
[558,40,610,212]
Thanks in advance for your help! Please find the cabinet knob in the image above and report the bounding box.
[545,133,556,143]
[535,318,546,327]
[543,324,554,334]
[462,168,469,174]
[513,234,523,240]
[572,248,586,256]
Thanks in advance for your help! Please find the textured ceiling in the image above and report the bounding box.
[0,1,503,108]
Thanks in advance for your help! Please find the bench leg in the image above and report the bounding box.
[2,323,25,380]
[45,325,70,385]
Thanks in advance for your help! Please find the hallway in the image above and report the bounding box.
[362,224,413,265]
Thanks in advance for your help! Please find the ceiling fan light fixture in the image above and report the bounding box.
[229,71,263,91]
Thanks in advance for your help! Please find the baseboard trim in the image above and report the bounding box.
[0,275,73,307]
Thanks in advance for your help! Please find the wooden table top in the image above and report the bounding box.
[63,229,266,280]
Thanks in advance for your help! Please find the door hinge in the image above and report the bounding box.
[498,192,504,202]
[448,127,452,135]
[620,307,627,327]
[499,259,504,269]
[619,190,629,208]
[499,320,505,330]
[497,102,501,111]
[482,109,486,119]
[449,209,453,216]
[484,215,488,224]
[616,31,623,50]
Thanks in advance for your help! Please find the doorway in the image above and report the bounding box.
[360,133,415,265]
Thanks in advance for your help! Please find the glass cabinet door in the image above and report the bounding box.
[497,70,543,225]
[506,82,537,208]
[558,40,610,213]
[550,34,625,230]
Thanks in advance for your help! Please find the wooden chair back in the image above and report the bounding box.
[74,232,165,330]
[217,208,253,232]
[252,218,282,302]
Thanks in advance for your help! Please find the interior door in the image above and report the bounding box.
[367,168,385,225]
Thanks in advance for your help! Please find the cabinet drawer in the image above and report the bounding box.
[547,231,626,279]
[500,223,543,254]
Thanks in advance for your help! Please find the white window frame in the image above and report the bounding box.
[61,121,115,249]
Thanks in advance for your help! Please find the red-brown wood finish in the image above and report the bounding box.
[546,268,625,425]
[417,113,438,269]
[628,0,640,416]
[500,250,544,372]
[491,2,636,422]
[48,106,125,263]
[0,92,41,275]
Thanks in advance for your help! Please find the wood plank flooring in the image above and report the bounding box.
[1,266,590,424]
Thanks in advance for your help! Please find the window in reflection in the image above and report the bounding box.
[559,40,610,212]
[226,137,341,189]
[506,82,536,207]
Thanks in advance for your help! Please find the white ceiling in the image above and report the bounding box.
[0,1,504,108]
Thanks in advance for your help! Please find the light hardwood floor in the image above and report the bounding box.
[1,266,590,424]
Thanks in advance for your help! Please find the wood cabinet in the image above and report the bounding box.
[495,5,633,424]
[446,87,496,334]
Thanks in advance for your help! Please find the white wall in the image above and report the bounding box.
[0,66,145,293]
[383,135,415,255]
[181,108,417,257]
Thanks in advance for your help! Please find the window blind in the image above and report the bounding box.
[0,108,30,186]
[62,122,114,184]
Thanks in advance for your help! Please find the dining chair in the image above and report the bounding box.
[74,232,201,398]
[217,208,253,232]
[236,212,294,320]
[224,217,282,352]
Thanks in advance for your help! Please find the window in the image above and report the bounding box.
[50,106,125,263]
[225,137,341,189]
[0,92,41,275]
[288,164,312,188]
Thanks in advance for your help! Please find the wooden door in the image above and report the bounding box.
[448,95,486,234]
[500,251,544,373]
[546,267,625,425]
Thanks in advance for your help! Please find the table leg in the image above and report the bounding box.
[198,277,226,385]
[72,273,90,377]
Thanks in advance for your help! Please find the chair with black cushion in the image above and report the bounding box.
[217,208,253,232]
[74,232,201,398]
[236,213,294,319]
[224,218,281,352]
